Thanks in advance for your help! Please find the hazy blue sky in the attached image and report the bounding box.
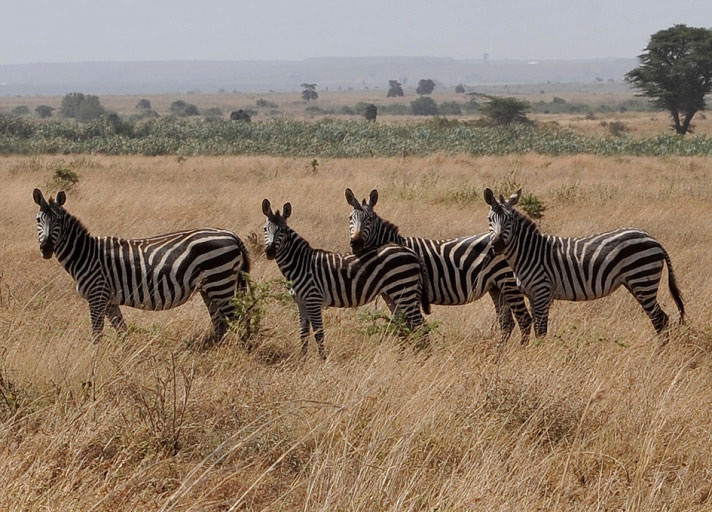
[3,0,711,65]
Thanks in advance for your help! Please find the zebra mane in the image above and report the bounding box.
[62,208,92,237]
[375,212,401,238]
[511,205,539,233]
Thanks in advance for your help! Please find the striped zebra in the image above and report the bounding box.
[33,189,250,340]
[345,188,532,344]
[484,187,685,337]
[262,199,429,359]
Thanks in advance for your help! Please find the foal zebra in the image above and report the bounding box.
[484,187,685,337]
[345,188,532,344]
[33,189,250,340]
[262,199,429,359]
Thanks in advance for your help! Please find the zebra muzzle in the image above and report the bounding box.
[40,243,54,259]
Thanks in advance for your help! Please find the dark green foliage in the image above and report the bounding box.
[300,83,318,101]
[416,79,436,95]
[626,24,712,135]
[170,100,199,117]
[202,107,223,118]
[479,95,531,125]
[136,99,152,110]
[455,84,466,94]
[35,105,55,119]
[411,96,439,116]
[51,167,80,189]
[60,93,105,122]
[230,110,251,122]
[519,193,546,219]
[364,104,377,122]
[607,121,629,137]
[379,103,411,115]
[230,275,291,344]
[11,106,30,117]
[438,101,462,115]
[387,80,404,97]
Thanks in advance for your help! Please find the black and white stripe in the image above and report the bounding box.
[346,188,532,344]
[33,189,250,340]
[484,187,685,337]
[262,199,429,359]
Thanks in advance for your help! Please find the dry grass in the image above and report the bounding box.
[1,154,711,511]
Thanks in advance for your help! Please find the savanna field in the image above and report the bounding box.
[1,153,712,510]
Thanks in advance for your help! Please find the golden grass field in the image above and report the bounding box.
[1,154,711,510]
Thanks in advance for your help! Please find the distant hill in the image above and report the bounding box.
[0,57,637,96]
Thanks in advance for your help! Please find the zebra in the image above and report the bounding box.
[484,187,685,337]
[262,199,430,359]
[33,188,250,341]
[345,188,532,345]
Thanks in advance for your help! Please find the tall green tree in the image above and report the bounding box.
[478,94,531,125]
[387,80,404,97]
[300,83,318,101]
[416,79,436,95]
[626,24,712,135]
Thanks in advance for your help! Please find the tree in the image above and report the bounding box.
[364,104,377,122]
[416,79,436,95]
[136,99,152,110]
[301,83,318,101]
[626,24,712,135]
[410,96,439,116]
[230,109,252,122]
[478,94,531,125]
[455,84,466,94]
[60,92,105,122]
[387,80,404,97]
[35,105,55,118]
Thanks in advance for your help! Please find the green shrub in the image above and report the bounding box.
[169,100,199,117]
[60,93,105,122]
[608,121,629,137]
[411,97,439,116]
[520,193,546,219]
[11,106,30,117]
[35,105,55,119]
[256,98,278,108]
[438,101,462,115]
[50,167,80,189]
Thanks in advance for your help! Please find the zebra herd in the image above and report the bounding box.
[33,185,685,358]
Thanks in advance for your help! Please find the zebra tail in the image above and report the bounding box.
[417,257,431,316]
[663,248,685,324]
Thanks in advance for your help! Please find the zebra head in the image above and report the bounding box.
[33,188,67,259]
[262,198,291,260]
[345,188,378,256]
[484,187,522,255]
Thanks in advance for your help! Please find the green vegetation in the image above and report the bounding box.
[411,96,439,115]
[35,105,55,119]
[2,116,712,157]
[169,100,199,117]
[60,92,105,122]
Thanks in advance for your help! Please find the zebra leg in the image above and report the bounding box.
[531,290,553,338]
[625,283,669,334]
[88,287,110,342]
[499,285,533,345]
[297,302,311,356]
[307,301,327,361]
[105,304,127,332]
[488,287,515,345]
[200,291,231,341]
[380,293,397,314]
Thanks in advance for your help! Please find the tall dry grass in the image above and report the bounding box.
[1,154,711,511]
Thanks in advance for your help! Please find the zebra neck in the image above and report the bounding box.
[375,218,405,245]
[506,218,548,273]
[54,214,99,281]
[274,228,313,280]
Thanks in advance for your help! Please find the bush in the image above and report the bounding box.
[455,84,466,94]
[60,93,105,122]
[11,106,30,117]
[202,107,223,118]
[50,167,80,189]
[411,97,439,116]
[136,99,152,110]
[170,100,199,117]
[364,104,377,122]
[379,104,411,115]
[520,193,546,219]
[230,110,251,122]
[256,98,277,108]
[480,95,531,125]
[35,105,55,119]
[416,79,436,95]
[438,101,462,115]
[608,121,629,137]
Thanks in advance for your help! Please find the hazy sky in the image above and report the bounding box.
[3,0,711,65]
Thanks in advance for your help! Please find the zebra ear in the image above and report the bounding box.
[33,188,46,206]
[262,199,273,217]
[282,202,291,220]
[56,191,67,206]
[483,188,496,206]
[345,188,361,209]
[508,188,522,207]
[369,189,378,207]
